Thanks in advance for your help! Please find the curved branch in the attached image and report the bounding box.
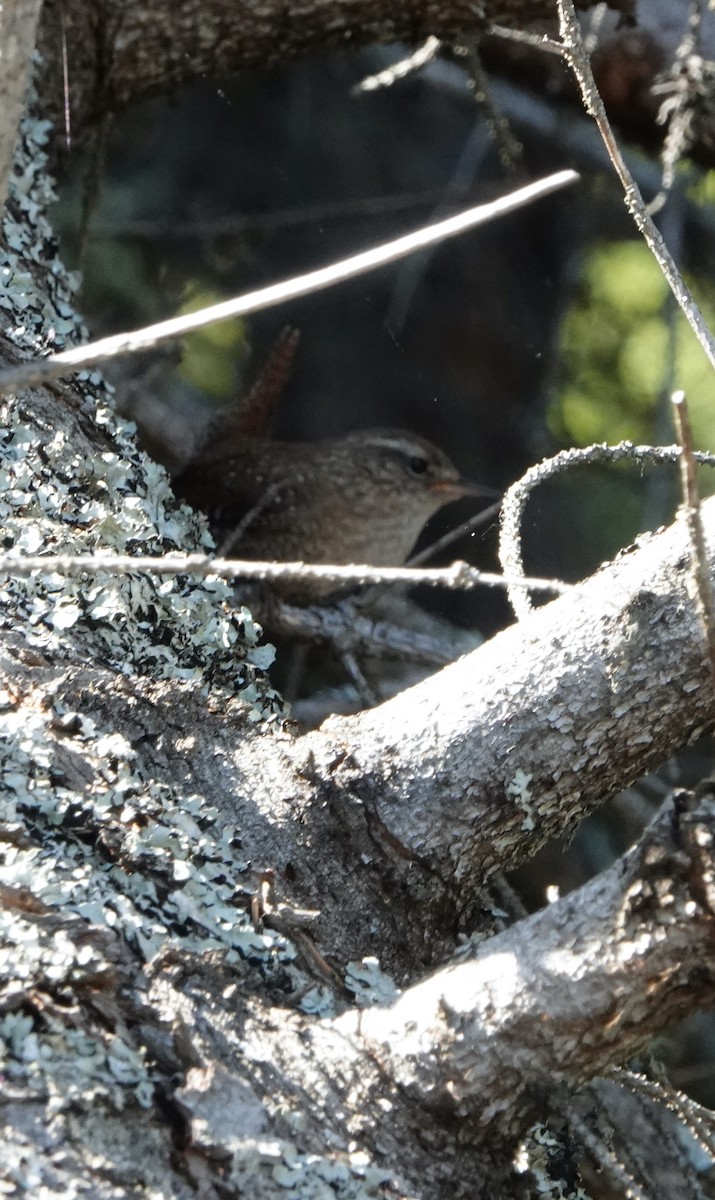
[306,496,715,895]
[343,785,715,1123]
[37,0,632,133]
[140,786,715,1192]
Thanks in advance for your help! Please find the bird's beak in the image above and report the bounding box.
[430,476,500,500]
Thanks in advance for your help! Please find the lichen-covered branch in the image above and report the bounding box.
[308,493,715,901]
[347,786,715,1126]
[5,6,715,1195]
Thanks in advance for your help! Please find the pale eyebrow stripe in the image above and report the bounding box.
[358,437,428,457]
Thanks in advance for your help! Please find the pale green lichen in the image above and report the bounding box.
[0,414,282,713]
[344,957,399,1007]
[513,1123,592,1200]
[0,1013,154,1114]
[229,1139,394,1199]
[1,99,282,722]
[507,768,535,832]
[0,71,399,1200]
[0,97,301,1149]
[300,986,337,1017]
[0,699,296,967]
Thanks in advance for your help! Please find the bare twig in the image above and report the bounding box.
[338,650,377,707]
[0,171,578,396]
[499,442,715,620]
[408,498,502,567]
[487,25,562,56]
[672,390,715,679]
[649,0,710,215]
[462,40,522,169]
[0,550,570,595]
[567,1110,653,1200]
[612,1067,715,1166]
[353,38,441,93]
[86,184,549,242]
[270,596,471,667]
[557,0,715,376]
[58,0,72,150]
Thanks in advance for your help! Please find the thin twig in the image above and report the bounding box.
[488,25,563,56]
[0,171,578,397]
[672,390,715,680]
[0,550,570,595]
[612,1067,715,1166]
[338,650,378,707]
[353,37,441,93]
[463,39,522,169]
[649,0,708,215]
[218,482,285,557]
[557,0,715,376]
[272,597,470,667]
[567,1110,653,1200]
[86,184,550,242]
[408,498,502,567]
[58,0,72,150]
[499,441,715,621]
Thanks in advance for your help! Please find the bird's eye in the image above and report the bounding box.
[407,456,429,475]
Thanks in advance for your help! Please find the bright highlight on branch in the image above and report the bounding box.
[0,170,578,395]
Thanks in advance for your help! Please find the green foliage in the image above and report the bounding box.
[538,239,715,576]
[77,239,157,327]
[553,239,715,469]
[688,168,715,207]
[176,286,251,400]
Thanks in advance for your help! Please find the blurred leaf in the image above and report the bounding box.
[177,286,251,399]
[688,169,715,206]
[553,239,715,462]
[587,241,666,316]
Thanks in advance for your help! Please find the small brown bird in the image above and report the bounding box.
[175,428,493,598]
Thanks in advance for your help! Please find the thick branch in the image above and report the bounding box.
[305,497,715,895]
[341,785,715,1126]
[187,785,715,1185]
[38,0,633,133]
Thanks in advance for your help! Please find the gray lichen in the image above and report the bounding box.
[0,81,302,1174]
[0,93,282,718]
[513,1123,592,1200]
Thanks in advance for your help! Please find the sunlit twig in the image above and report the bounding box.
[557,0,715,375]
[0,550,570,595]
[0,171,578,396]
[499,441,715,621]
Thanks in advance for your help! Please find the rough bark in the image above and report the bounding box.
[35,0,715,175]
[35,0,635,136]
[485,0,715,169]
[4,3,715,1199]
[4,611,715,1197]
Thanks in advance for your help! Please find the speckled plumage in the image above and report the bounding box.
[176,428,491,598]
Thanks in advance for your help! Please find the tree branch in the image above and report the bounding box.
[346,785,715,1124]
[311,495,715,898]
[38,0,632,133]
